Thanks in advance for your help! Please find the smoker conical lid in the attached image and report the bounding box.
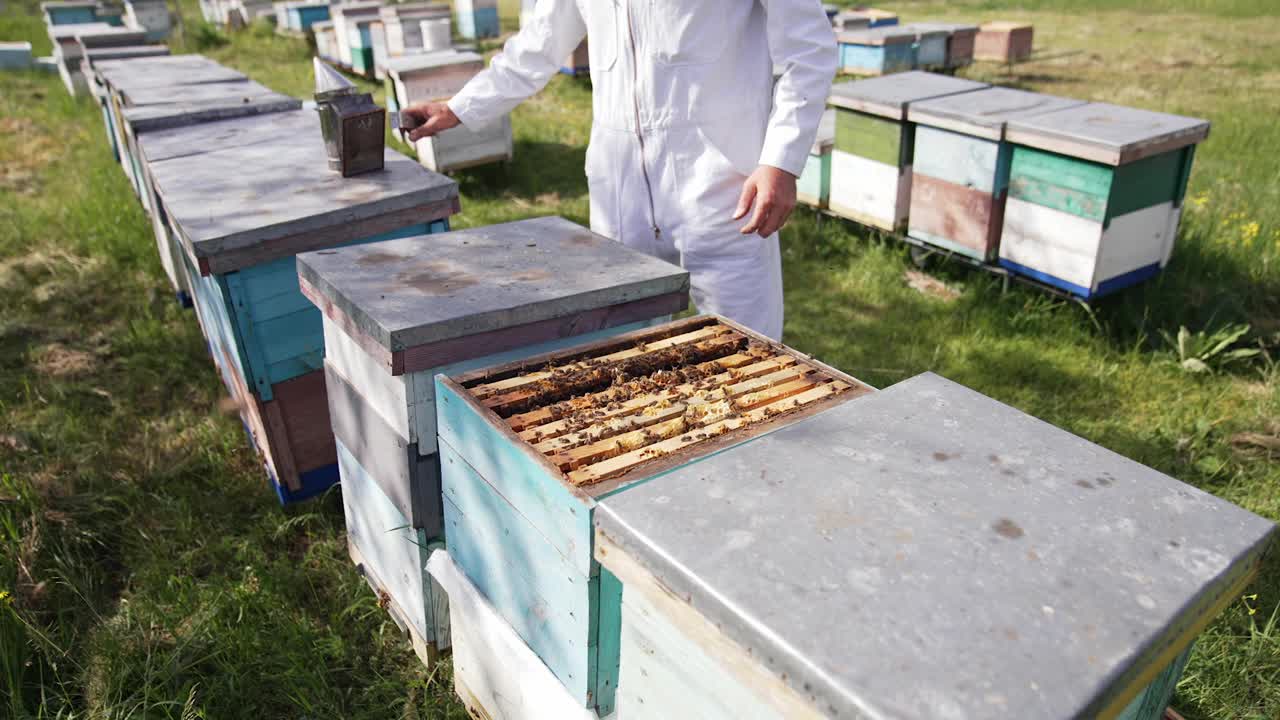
[314,57,355,98]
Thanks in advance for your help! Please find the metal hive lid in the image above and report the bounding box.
[909,87,1087,141]
[828,71,989,120]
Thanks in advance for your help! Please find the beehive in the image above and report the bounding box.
[346,13,379,78]
[796,107,834,209]
[828,72,987,231]
[47,22,113,94]
[830,10,868,32]
[379,2,449,56]
[898,23,949,69]
[911,21,978,69]
[280,1,329,33]
[455,0,498,39]
[975,21,1033,63]
[999,102,1208,298]
[561,39,589,76]
[123,0,171,42]
[312,20,338,63]
[906,87,1084,262]
[0,41,33,70]
[384,50,513,173]
[435,315,873,714]
[594,372,1276,720]
[41,1,98,25]
[143,110,460,501]
[419,16,451,52]
[296,216,688,665]
[331,2,380,69]
[836,26,916,76]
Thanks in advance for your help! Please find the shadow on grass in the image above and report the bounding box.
[451,139,588,203]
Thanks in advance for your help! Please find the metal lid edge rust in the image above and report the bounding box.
[314,57,385,176]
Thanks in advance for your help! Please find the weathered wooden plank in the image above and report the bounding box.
[909,87,1085,142]
[594,372,1275,720]
[1008,145,1113,222]
[912,124,1002,193]
[829,150,909,231]
[974,21,1033,63]
[908,172,1003,261]
[999,196,1103,291]
[833,108,901,166]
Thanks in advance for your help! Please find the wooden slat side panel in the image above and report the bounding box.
[1108,147,1189,220]
[269,367,337,475]
[830,150,907,231]
[594,568,623,717]
[913,125,1001,194]
[908,173,1002,261]
[1008,145,1113,222]
[999,197,1103,291]
[322,316,412,441]
[1094,202,1179,285]
[435,379,595,576]
[833,109,901,166]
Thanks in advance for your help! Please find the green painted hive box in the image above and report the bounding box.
[594,372,1275,720]
[434,315,874,715]
[828,72,987,232]
[906,87,1085,262]
[1000,102,1209,298]
[296,216,689,669]
[144,110,460,502]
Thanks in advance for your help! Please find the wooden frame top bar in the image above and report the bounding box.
[828,71,989,120]
[596,372,1276,720]
[297,216,690,355]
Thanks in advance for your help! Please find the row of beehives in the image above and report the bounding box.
[39,0,171,96]
[798,72,1209,300]
[830,6,1034,76]
[80,40,1275,720]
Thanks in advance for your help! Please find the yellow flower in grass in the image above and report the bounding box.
[1240,221,1261,246]
[1189,191,1209,210]
[0,590,10,604]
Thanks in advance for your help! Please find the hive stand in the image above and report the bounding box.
[595,372,1275,720]
[828,72,988,232]
[906,87,1085,262]
[298,215,688,669]
[146,111,460,501]
[434,315,874,715]
[1000,102,1209,298]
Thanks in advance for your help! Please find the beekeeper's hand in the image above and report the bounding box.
[404,101,461,141]
[734,165,797,238]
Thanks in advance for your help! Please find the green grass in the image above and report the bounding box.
[2,0,1279,718]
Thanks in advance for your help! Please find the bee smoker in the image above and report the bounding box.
[313,58,385,177]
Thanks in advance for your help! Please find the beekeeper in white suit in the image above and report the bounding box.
[404,1,836,340]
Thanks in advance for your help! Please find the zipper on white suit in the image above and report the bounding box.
[622,0,661,247]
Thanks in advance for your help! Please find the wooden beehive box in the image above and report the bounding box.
[0,42,33,70]
[434,315,874,714]
[379,2,449,56]
[47,22,113,94]
[999,102,1208,298]
[594,372,1276,720]
[828,72,987,232]
[346,13,380,78]
[898,23,950,70]
[796,107,834,209]
[123,0,172,42]
[454,0,498,39]
[41,0,98,25]
[295,216,688,666]
[143,110,460,502]
[911,21,978,69]
[332,2,380,69]
[836,26,916,76]
[906,87,1084,262]
[312,20,338,63]
[386,50,514,173]
[975,21,1033,63]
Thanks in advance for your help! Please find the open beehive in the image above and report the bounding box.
[458,316,863,487]
[434,315,873,715]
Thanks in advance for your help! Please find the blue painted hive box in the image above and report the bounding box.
[295,216,689,668]
[594,372,1276,720]
[828,72,988,232]
[293,2,330,30]
[41,1,99,25]
[1000,102,1209,298]
[454,0,498,39]
[906,87,1085,262]
[796,107,834,209]
[837,26,916,76]
[144,110,460,503]
[434,315,874,715]
[898,23,950,69]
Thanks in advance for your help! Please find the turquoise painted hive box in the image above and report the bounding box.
[41,1,99,25]
[295,215,689,668]
[348,17,376,77]
[828,72,988,232]
[1000,102,1209,298]
[796,107,834,209]
[906,87,1085,262]
[144,110,460,503]
[434,315,874,715]
[595,372,1275,720]
[455,0,498,39]
[837,26,916,76]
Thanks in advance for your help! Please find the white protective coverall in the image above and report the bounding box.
[447,0,837,340]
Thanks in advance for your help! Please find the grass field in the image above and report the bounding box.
[1,0,1278,717]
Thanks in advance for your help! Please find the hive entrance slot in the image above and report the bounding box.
[462,319,862,487]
